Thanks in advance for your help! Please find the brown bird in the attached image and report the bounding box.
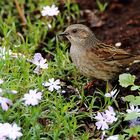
[60,24,140,82]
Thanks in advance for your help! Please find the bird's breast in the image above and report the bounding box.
[70,45,96,76]
[70,45,85,68]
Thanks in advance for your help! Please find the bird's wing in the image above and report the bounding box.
[95,42,134,61]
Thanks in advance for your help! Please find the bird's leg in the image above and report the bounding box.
[84,80,97,90]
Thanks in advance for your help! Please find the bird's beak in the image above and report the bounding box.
[58,32,69,36]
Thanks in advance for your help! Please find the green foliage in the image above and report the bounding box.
[96,0,108,12]
[124,112,140,121]
[0,1,84,139]
[119,73,135,88]
[119,73,140,91]
[124,95,140,106]
[124,126,140,138]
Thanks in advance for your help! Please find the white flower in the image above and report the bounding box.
[0,136,6,140]
[23,89,42,106]
[95,106,117,130]
[0,96,13,111]
[61,90,66,94]
[115,42,122,47]
[7,123,22,140]
[95,112,109,130]
[0,47,12,59]
[32,53,48,69]
[32,53,48,74]
[126,104,140,114]
[47,23,52,29]
[0,123,22,140]
[104,106,117,123]
[0,79,4,84]
[43,78,61,92]
[105,89,118,98]
[0,123,11,138]
[41,5,59,17]
[107,135,119,140]
[10,90,18,94]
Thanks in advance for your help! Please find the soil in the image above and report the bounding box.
[79,0,140,54]
[78,0,140,53]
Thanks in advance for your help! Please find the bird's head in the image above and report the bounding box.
[59,24,95,46]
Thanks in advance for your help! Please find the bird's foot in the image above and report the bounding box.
[84,80,97,90]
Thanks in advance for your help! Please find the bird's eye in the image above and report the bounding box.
[72,29,77,33]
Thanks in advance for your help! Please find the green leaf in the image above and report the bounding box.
[119,73,135,88]
[124,95,135,102]
[119,135,127,140]
[124,112,140,121]
[124,96,140,105]
[124,126,140,137]
[132,97,140,106]
[131,85,140,91]
[96,0,108,12]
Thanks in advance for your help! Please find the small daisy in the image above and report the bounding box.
[0,96,13,111]
[43,78,61,92]
[41,5,59,17]
[22,89,42,106]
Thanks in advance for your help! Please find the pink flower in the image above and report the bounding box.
[95,106,117,130]
[0,96,13,111]
[104,106,117,123]
[95,112,109,130]
[32,53,48,74]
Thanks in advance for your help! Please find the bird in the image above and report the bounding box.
[59,24,140,82]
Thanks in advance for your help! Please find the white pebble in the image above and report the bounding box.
[115,42,122,47]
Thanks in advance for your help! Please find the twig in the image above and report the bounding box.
[14,0,27,26]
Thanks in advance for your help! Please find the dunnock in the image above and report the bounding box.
[60,24,140,81]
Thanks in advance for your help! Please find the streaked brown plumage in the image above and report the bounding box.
[60,24,140,81]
